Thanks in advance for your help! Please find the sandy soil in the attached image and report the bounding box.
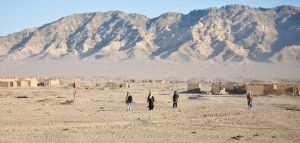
[2,60,300,82]
[0,83,299,143]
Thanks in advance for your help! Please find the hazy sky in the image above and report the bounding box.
[1,0,299,36]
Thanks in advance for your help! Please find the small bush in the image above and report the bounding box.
[191,131,197,134]
[63,128,69,131]
[233,135,244,140]
[272,135,277,138]
[61,100,74,105]
[44,112,51,116]
[254,133,260,136]
[34,108,42,111]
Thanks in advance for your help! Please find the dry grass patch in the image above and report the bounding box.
[232,135,244,140]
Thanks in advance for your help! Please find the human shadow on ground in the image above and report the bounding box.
[187,95,202,100]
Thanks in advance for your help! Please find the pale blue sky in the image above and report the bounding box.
[0,0,299,36]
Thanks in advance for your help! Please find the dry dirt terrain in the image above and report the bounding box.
[1,82,299,143]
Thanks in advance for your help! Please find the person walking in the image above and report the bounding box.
[147,91,155,111]
[173,91,179,108]
[247,91,253,109]
[125,92,133,111]
[73,89,76,99]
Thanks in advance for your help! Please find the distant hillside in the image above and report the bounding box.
[0,5,300,63]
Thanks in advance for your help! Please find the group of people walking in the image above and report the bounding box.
[75,89,253,111]
[125,90,254,111]
[125,91,180,111]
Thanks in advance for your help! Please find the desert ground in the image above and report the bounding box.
[0,82,299,143]
[2,60,300,82]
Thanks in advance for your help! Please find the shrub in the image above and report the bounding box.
[233,135,244,140]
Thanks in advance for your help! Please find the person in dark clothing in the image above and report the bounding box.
[147,91,155,111]
[247,91,253,109]
[125,92,132,111]
[173,91,179,108]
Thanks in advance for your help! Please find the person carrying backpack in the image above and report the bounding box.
[125,92,133,111]
[247,91,253,109]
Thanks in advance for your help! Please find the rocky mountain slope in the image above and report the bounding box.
[0,5,300,63]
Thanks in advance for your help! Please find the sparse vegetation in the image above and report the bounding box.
[233,135,244,140]
[17,96,28,98]
[1,68,300,143]
[61,100,74,105]
[34,108,42,111]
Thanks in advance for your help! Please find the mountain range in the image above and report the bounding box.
[1,5,300,64]
[1,5,300,80]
